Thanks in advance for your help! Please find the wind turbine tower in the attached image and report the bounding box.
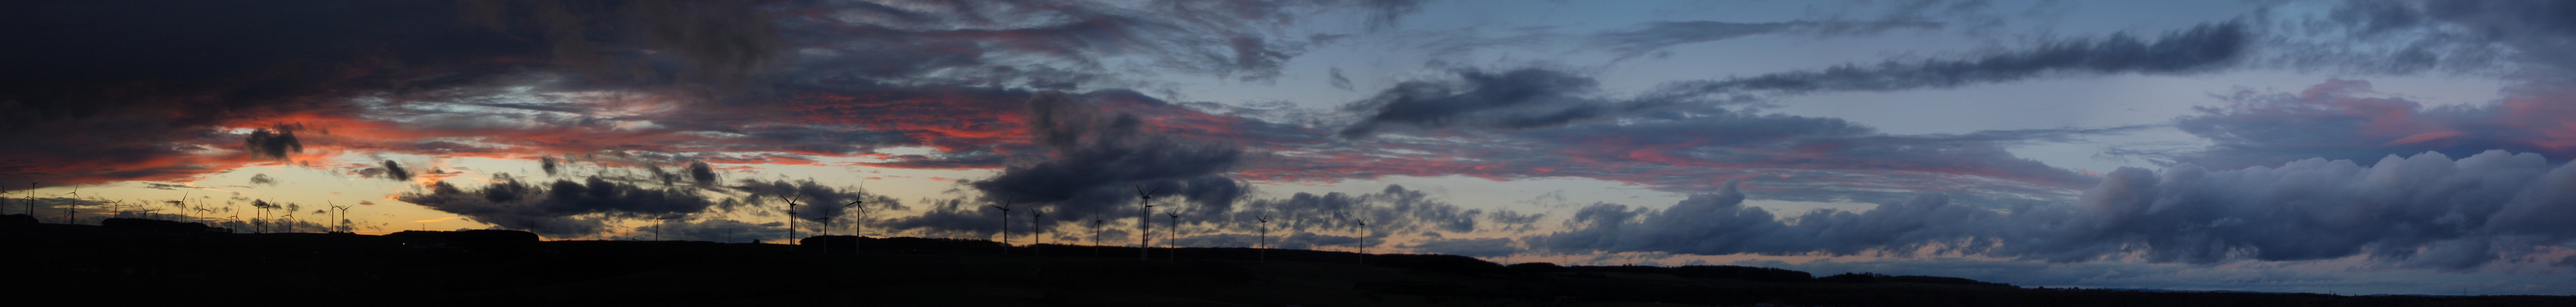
[1133,186,1159,261]
[1356,219,1370,265]
[988,199,1014,255]
[329,201,352,233]
[59,186,80,224]
[781,195,800,252]
[1165,212,1182,262]
[812,216,834,254]
[843,196,865,254]
[166,190,193,221]
[1257,215,1270,263]
[653,215,674,241]
[1031,209,1045,256]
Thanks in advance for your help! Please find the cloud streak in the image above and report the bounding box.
[1532,150,2576,270]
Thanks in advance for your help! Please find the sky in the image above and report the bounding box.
[2,0,2573,295]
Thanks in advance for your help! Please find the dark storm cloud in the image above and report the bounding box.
[2093,79,2576,170]
[242,126,304,161]
[781,0,1419,88]
[1591,20,1942,60]
[397,173,721,238]
[1655,21,2245,99]
[1327,20,2244,141]
[1531,152,2576,269]
[685,161,717,185]
[877,198,1008,238]
[2274,0,2576,75]
[539,157,560,176]
[1277,87,2137,203]
[727,178,902,223]
[1225,184,1544,238]
[968,91,1248,221]
[864,182,1548,251]
[2106,1,2576,170]
[1336,69,1607,138]
[381,160,412,182]
[0,0,784,188]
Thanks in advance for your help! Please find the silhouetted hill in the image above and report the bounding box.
[0,214,34,225]
[99,218,217,233]
[0,223,2569,306]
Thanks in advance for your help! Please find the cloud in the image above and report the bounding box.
[1225,184,1545,241]
[685,161,717,185]
[1654,21,2246,100]
[877,198,1009,238]
[540,157,560,176]
[1737,257,2576,295]
[780,0,1408,87]
[1529,150,2576,270]
[0,1,786,188]
[2265,1,2576,76]
[247,174,279,187]
[381,160,411,182]
[1275,77,2138,203]
[242,126,304,161]
[396,173,723,238]
[2135,79,2576,169]
[727,178,904,228]
[1337,69,1608,138]
[1333,15,2239,140]
[1328,67,1354,90]
[966,91,1248,223]
[1591,20,1942,60]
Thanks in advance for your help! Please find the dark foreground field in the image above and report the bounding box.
[2,217,2569,306]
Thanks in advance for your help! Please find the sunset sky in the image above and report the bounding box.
[4,0,2574,295]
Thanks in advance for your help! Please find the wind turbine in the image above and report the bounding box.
[1355,219,1370,265]
[811,216,834,254]
[988,198,1014,255]
[1133,185,1159,261]
[58,186,79,224]
[20,181,36,216]
[328,201,353,233]
[252,200,274,233]
[1030,208,1045,256]
[1257,214,1270,263]
[842,196,865,254]
[194,208,214,225]
[653,215,675,241]
[1091,212,1105,256]
[779,195,800,252]
[165,190,193,220]
[18,181,33,216]
[1,185,13,219]
[220,201,237,233]
[1165,212,1182,262]
[75,196,97,225]
[277,212,295,233]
